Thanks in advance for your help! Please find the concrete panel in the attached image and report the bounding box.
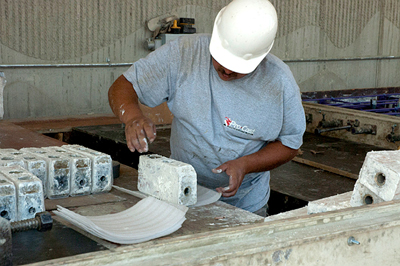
[2,67,121,119]
[290,60,378,92]
[376,60,400,88]
[1,0,400,119]
[272,4,381,59]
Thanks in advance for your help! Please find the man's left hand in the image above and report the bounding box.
[213,158,246,197]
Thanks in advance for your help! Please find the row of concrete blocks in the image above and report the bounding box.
[0,145,113,221]
[350,150,400,207]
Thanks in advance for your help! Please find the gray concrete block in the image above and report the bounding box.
[138,154,197,206]
[0,165,45,221]
[0,149,25,168]
[350,179,385,207]
[0,172,17,222]
[21,147,70,199]
[62,145,112,194]
[0,149,47,198]
[358,150,400,201]
[42,146,92,197]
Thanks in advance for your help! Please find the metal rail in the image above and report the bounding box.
[0,56,399,69]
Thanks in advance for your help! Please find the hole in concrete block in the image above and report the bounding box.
[18,176,30,181]
[1,210,9,218]
[1,157,14,160]
[0,180,6,183]
[48,155,60,159]
[79,180,85,186]
[148,154,162,159]
[375,173,386,186]
[100,176,106,182]
[364,195,374,205]
[23,157,35,160]
[184,187,191,196]
[29,207,36,214]
[34,151,46,154]
[11,152,23,155]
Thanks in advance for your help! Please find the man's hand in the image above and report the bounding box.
[108,75,157,153]
[125,116,156,153]
[212,158,246,198]
[211,141,298,198]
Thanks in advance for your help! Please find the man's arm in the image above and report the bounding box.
[108,75,156,153]
[213,140,297,197]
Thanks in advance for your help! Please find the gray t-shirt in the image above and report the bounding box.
[124,34,305,212]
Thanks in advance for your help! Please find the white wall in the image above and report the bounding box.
[0,0,399,119]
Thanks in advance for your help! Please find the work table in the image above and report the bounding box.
[3,118,400,265]
[0,120,263,265]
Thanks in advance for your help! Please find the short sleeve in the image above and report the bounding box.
[123,39,180,108]
[277,69,306,149]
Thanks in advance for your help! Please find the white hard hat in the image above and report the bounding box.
[209,0,278,74]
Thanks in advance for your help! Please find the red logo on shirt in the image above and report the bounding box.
[224,117,255,135]
[224,117,232,126]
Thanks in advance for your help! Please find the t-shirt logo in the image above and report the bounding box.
[224,117,255,135]
[224,117,232,126]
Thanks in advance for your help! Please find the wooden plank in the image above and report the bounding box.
[9,103,173,134]
[8,114,121,134]
[0,120,65,149]
[292,156,359,180]
[45,193,127,211]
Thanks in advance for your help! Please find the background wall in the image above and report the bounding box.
[0,0,399,120]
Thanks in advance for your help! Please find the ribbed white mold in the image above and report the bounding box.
[54,196,188,244]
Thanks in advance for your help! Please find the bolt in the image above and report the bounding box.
[347,236,360,246]
[10,211,53,233]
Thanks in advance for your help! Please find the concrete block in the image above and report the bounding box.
[62,145,112,194]
[42,147,92,197]
[358,150,400,201]
[21,147,70,199]
[0,165,45,221]
[138,154,197,206]
[0,149,47,198]
[0,173,17,222]
[0,149,25,168]
[307,192,352,214]
[350,179,385,207]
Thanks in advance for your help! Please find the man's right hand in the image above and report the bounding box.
[108,75,158,153]
[125,116,157,153]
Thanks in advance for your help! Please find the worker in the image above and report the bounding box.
[108,0,306,217]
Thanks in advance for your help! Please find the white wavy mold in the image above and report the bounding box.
[54,196,188,244]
